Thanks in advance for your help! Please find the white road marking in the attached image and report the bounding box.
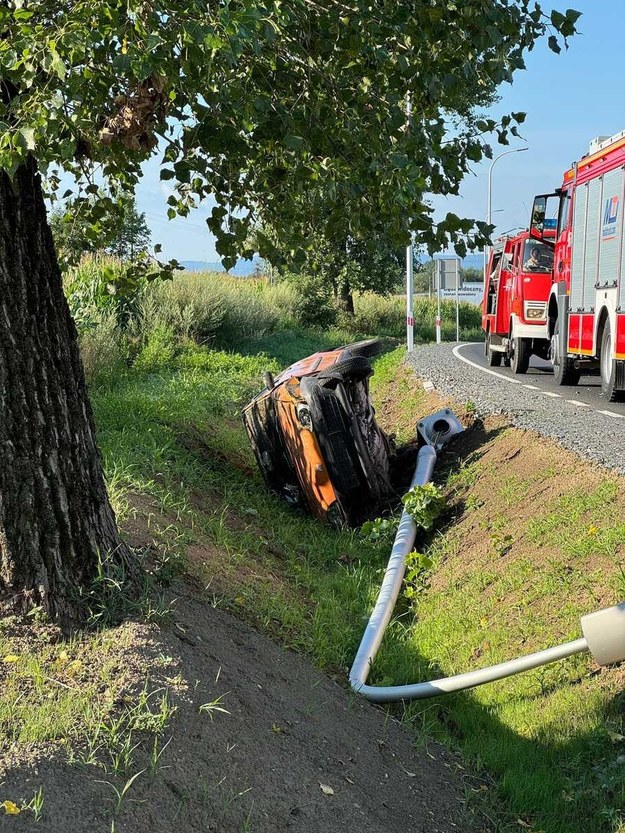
[452,343,625,420]
[452,344,524,385]
[597,409,625,419]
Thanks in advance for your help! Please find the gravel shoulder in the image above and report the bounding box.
[405,343,625,474]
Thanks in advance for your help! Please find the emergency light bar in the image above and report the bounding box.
[589,129,625,155]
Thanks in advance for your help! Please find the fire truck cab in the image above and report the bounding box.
[530,130,625,402]
[481,229,554,373]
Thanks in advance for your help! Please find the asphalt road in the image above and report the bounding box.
[454,341,625,421]
[406,341,625,472]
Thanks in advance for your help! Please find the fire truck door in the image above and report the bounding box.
[497,244,518,334]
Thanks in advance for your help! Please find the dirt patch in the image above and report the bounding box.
[0,583,476,832]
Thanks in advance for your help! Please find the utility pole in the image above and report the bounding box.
[484,147,529,281]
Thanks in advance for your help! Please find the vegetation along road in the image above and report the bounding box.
[406,342,625,473]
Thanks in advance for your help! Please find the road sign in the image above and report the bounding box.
[435,257,461,342]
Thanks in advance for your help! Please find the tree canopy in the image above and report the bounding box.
[50,194,151,266]
[1,1,580,265]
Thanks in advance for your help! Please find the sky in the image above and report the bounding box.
[431,1,625,249]
[133,1,623,264]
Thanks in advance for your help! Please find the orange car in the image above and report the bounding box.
[242,340,395,526]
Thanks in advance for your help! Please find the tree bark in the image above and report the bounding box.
[0,158,133,624]
[336,275,355,315]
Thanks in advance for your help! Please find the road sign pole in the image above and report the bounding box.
[406,235,414,351]
[435,260,442,344]
[455,259,460,342]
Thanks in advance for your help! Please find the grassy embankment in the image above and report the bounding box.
[2,260,625,831]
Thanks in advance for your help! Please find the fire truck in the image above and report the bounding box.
[530,130,625,402]
[481,228,554,373]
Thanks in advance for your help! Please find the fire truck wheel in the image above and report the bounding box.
[600,321,624,402]
[552,321,580,386]
[486,333,502,367]
[511,338,530,374]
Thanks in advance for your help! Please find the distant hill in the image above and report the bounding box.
[180,259,259,276]
[181,253,484,275]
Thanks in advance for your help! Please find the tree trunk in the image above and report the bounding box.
[336,276,355,315]
[0,158,133,624]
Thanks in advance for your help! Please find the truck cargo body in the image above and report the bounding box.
[531,131,625,400]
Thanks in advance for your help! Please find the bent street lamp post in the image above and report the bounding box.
[483,147,529,281]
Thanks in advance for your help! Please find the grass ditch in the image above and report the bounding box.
[92,332,625,832]
[4,321,625,831]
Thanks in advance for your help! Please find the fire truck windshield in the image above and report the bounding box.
[522,241,553,273]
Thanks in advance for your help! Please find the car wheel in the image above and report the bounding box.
[319,355,372,381]
[342,339,384,359]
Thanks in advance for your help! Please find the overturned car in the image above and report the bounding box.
[242,340,396,526]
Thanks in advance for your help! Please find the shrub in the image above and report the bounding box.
[286,272,338,328]
[216,279,284,346]
[133,326,178,373]
[348,293,482,341]
[137,274,226,344]
[78,310,126,386]
[64,253,146,329]
[135,272,289,348]
[350,292,403,336]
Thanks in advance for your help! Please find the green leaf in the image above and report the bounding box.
[283,135,304,150]
[548,35,561,54]
[18,127,36,150]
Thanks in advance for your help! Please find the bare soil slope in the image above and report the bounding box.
[1,581,472,833]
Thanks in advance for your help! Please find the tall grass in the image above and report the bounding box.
[135,272,298,347]
[64,258,483,386]
[351,292,482,341]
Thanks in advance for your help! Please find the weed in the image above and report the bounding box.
[97,768,146,814]
[402,483,446,530]
[199,694,231,721]
[81,549,141,628]
[240,804,255,832]
[106,729,139,777]
[465,494,484,511]
[147,735,173,778]
[23,787,44,822]
[447,460,479,490]
[360,516,397,544]
[403,551,434,599]
[490,532,514,558]
[499,476,531,507]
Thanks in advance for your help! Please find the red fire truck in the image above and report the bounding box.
[530,130,625,402]
[481,229,554,373]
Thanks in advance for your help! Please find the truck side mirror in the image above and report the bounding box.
[531,197,547,238]
[530,192,559,241]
